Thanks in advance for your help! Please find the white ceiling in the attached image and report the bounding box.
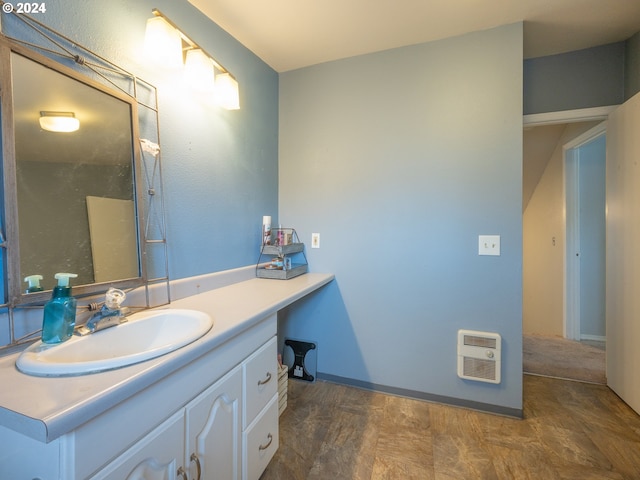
[188,0,640,72]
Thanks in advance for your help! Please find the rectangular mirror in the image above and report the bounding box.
[1,38,145,306]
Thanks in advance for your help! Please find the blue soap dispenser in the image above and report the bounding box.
[41,273,78,344]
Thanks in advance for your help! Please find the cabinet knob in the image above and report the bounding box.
[257,372,272,386]
[190,453,202,480]
[177,466,188,480]
[259,433,274,451]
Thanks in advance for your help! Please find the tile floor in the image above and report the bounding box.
[261,375,640,479]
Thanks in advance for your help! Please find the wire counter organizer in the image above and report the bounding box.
[256,228,308,280]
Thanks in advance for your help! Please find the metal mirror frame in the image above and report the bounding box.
[0,10,170,349]
[1,36,146,306]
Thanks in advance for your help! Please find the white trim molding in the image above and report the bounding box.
[523,106,618,127]
[581,334,606,343]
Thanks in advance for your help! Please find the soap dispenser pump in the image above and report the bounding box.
[41,273,78,344]
[24,274,44,293]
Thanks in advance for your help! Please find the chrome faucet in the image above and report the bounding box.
[76,288,129,336]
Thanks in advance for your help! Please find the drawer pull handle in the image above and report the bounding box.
[258,372,272,386]
[177,466,188,480]
[259,433,273,451]
[190,453,202,480]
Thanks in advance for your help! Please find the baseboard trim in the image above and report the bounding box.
[316,372,523,419]
[580,334,606,343]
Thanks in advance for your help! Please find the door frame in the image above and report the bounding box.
[523,105,615,341]
[523,106,616,127]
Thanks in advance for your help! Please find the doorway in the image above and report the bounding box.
[522,107,613,382]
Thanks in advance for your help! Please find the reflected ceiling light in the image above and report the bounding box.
[143,15,183,68]
[39,111,80,133]
[185,49,215,93]
[215,73,240,110]
[145,9,240,110]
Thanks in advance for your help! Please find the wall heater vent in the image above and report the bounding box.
[457,330,501,384]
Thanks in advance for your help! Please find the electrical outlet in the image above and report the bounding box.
[478,235,500,256]
[311,233,320,249]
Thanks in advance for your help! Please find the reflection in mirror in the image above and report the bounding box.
[11,51,140,293]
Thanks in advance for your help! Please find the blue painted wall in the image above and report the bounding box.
[278,24,524,413]
[625,32,640,100]
[523,42,625,115]
[1,0,279,288]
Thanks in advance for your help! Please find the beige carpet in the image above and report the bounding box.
[523,334,606,384]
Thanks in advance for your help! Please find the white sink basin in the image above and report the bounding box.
[16,309,213,377]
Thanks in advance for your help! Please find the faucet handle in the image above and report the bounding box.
[105,288,126,310]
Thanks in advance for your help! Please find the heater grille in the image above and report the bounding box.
[457,330,501,384]
[464,335,497,349]
[463,357,496,381]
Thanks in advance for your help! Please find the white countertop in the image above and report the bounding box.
[0,273,334,443]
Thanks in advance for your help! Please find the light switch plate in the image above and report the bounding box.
[311,233,320,249]
[478,235,500,256]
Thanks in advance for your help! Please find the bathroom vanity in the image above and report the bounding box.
[0,273,334,479]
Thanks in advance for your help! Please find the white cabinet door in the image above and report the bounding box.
[185,364,243,480]
[91,410,185,480]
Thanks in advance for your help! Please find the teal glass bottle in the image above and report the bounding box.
[41,273,78,344]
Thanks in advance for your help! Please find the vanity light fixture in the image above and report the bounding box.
[214,73,240,110]
[144,9,240,110]
[184,48,215,93]
[39,111,80,133]
[143,15,183,68]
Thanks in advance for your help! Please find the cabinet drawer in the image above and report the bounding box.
[243,395,279,480]
[243,336,277,427]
